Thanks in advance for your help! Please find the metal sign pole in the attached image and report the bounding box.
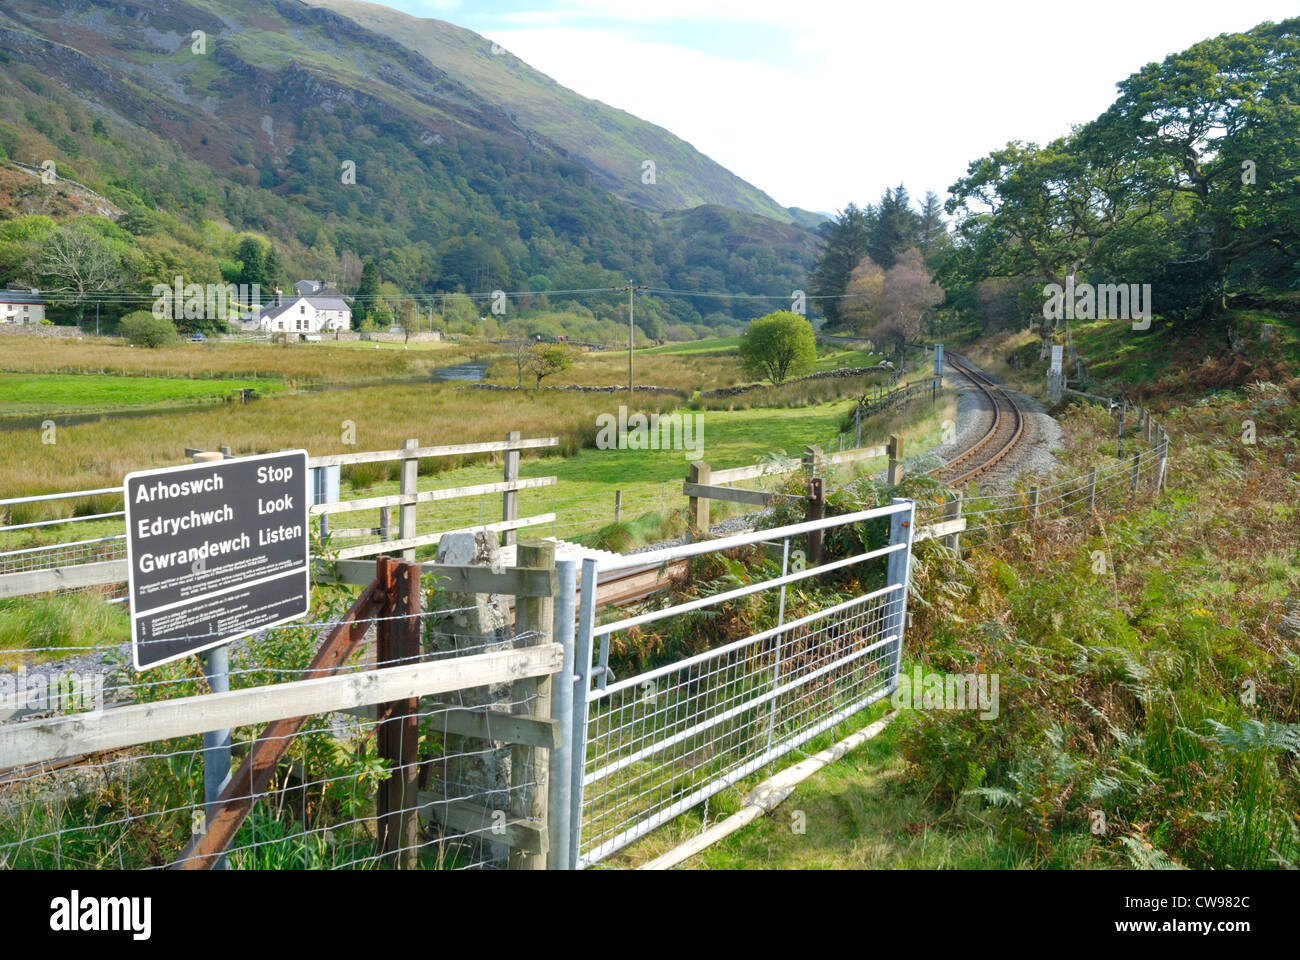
[200,645,231,870]
[191,447,232,869]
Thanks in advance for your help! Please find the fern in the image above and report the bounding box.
[1203,719,1300,756]
[1120,835,1186,870]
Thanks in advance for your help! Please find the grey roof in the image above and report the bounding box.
[294,280,345,298]
[0,289,43,304]
[309,297,350,311]
[258,294,351,323]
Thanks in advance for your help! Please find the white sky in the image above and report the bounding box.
[394,0,1299,214]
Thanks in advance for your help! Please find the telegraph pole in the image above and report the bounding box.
[620,283,648,391]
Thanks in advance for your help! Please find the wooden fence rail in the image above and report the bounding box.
[0,432,558,597]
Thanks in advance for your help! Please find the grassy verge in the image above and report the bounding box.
[644,384,1300,870]
[0,590,129,667]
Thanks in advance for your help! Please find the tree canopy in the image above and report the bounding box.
[738,311,817,385]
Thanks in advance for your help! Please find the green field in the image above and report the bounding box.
[0,372,283,415]
[644,337,740,355]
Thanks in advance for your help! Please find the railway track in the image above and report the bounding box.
[929,354,1027,485]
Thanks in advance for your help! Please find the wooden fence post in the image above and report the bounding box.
[1130,453,1141,501]
[376,557,421,869]
[1157,438,1169,493]
[400,438,418,561]
[688,461,711,536]
[503,430,521,546]
[509,541,556,870]
[1029,485,1040,526]
[941,495,962,553]
[887,434,904,486]
[614,490,622,524]
[1088,467,1098,512]
[805,478,825,566]
[803,444,824,478]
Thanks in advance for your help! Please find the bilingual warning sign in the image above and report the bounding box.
[124,450,311,670]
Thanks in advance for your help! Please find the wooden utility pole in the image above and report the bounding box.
[620,283,648,391]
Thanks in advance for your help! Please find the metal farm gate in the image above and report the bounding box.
[557,500,916,868]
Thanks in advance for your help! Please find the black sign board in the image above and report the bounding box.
[124,450,311,670]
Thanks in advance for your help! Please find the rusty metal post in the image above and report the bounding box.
[376,557,422,868]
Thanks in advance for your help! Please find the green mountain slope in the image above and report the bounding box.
[0,0,820,328]
[307,0,796,223]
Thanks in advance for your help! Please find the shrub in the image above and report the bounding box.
[119,310,179,348]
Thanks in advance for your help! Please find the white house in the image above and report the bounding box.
[0,289,45,324]
[257,282,351,333]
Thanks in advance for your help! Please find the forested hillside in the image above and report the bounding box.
[0,0,820,332]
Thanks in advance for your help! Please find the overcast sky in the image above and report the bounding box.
[387,0,1297,215]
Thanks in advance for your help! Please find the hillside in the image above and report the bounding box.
[308,0,796,224]
[0,0,819,327]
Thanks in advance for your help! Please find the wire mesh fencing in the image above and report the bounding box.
[578,585,904,864]
[0,573,560,870]
[570,501,914,867]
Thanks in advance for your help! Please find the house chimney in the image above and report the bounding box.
[275,287,282,306]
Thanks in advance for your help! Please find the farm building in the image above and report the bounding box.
[0,289,45,324]
[256,282,352,333]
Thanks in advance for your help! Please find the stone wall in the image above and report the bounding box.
[0,323,85,339]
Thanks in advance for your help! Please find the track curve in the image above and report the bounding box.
[929,354,1026,485]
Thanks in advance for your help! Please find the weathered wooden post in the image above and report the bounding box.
[1157,437,1169,493]
[1087,467,1098,512]
[887,434,904,486]
[688,461,711,537]
[503,430,521,546]
[400,438,418,561]
[803,444,824,478]
[805,478,825,566]
[941,495,962,553]
[1130,453,1141,501]
[376,556,421,868]
[1029,485,1040,526]
[509,541,556,870]
[613,490,622,524]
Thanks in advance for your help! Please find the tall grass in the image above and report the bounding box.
[0,335,479,386]
[0,591,129,666]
